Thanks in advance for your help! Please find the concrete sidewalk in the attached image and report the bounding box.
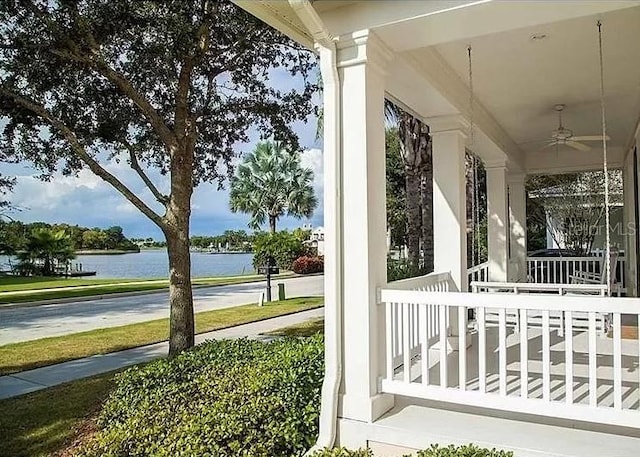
[0,307,323,400]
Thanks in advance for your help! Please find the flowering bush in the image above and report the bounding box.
[292,255,324,274]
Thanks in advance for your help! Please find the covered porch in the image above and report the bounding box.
[235,1,640,455]
[374,269,640,455]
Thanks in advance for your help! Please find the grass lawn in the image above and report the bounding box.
[0,275,142,291]
[0,273,294,304]
[0,370,119,457]
[0,297,323,376]
[265,317,325,337]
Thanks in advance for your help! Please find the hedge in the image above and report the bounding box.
[310,445,513,457]
[76,336,324,457]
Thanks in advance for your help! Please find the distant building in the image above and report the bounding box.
[304,226,325,256]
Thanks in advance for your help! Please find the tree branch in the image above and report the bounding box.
[122,140,170,206]
[21,0,177,149]
[0,87,167,229]
[174,1,215,140]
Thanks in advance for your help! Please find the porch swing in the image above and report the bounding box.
[468,21,618,298]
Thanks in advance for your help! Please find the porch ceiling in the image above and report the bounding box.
[234,0,640,174]
[430,5,640,172]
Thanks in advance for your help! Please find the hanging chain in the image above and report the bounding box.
[467,45,481,265]
[475,158,481,263]
[597,20,612,296]
[468,45,475,145]
[471,155,477,267]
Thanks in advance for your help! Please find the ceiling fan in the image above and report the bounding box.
[535,104,609,152]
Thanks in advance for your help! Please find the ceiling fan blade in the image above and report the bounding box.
[539,141,559,150]
[566,141,591,152]
[518,138,553,145]
[571,135,610,141]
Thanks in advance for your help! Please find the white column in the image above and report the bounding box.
[623,150,638,296]
[337,31,393,424]
[429,116,468,292]
[508,173,527,282]
[486,165,509,282]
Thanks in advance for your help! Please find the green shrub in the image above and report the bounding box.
[414,444,513,457]
[310,448,373,457]
[387,258,429,282]
[310,445,513,457]
[253,230,309,271]
[76,336,324,457]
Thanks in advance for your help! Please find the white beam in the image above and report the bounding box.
[233,0,314,48]
[325,1,640,51]
[405,48,523,169]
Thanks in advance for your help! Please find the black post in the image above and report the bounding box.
[266,267,272,302]
[266,255,274,302]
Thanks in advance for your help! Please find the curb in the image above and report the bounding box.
[0,273,320,310]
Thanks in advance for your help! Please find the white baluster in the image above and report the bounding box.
[589,312,598,407]
[439,304,447,388]
[403,302,411,383]
[542,309,550,401]
[478,307,486,393]
[386,301,393,381]
[565,310,573,405]
[499,307,507,396]
[520,309,528,399]
[459,305,467,391]
[613,312,622,410]
[420,304,429,385]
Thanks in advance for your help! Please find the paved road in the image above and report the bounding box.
[0,275,323,345]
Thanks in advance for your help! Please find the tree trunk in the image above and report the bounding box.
[165,223,194,356]
[421,160,434,272]
[269,215,277,234]
[43,256,52,276]
[406,171,422,268]
[397,111,430,270]
[164,139,195,357]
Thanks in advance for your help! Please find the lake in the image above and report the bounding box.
[1,249,255,279]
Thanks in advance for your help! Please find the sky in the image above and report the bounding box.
[0,71,324,240]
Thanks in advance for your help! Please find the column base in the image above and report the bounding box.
[339,392,395,424]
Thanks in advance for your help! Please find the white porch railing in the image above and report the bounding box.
[384,272,457,372]
[526,255,626,292]
[467,261,489,285]
[379,278,640,429]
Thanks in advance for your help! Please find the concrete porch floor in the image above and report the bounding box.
[351,399,640,457]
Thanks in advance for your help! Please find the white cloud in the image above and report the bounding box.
[299,148,324,226]
[4,147,326,237]
[300,147,323,198]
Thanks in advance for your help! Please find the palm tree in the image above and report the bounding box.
[385,101,432,270]
[17,228,75,276]
[229,141,317,233]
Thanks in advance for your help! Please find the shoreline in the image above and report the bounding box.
[75,249,139,256]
